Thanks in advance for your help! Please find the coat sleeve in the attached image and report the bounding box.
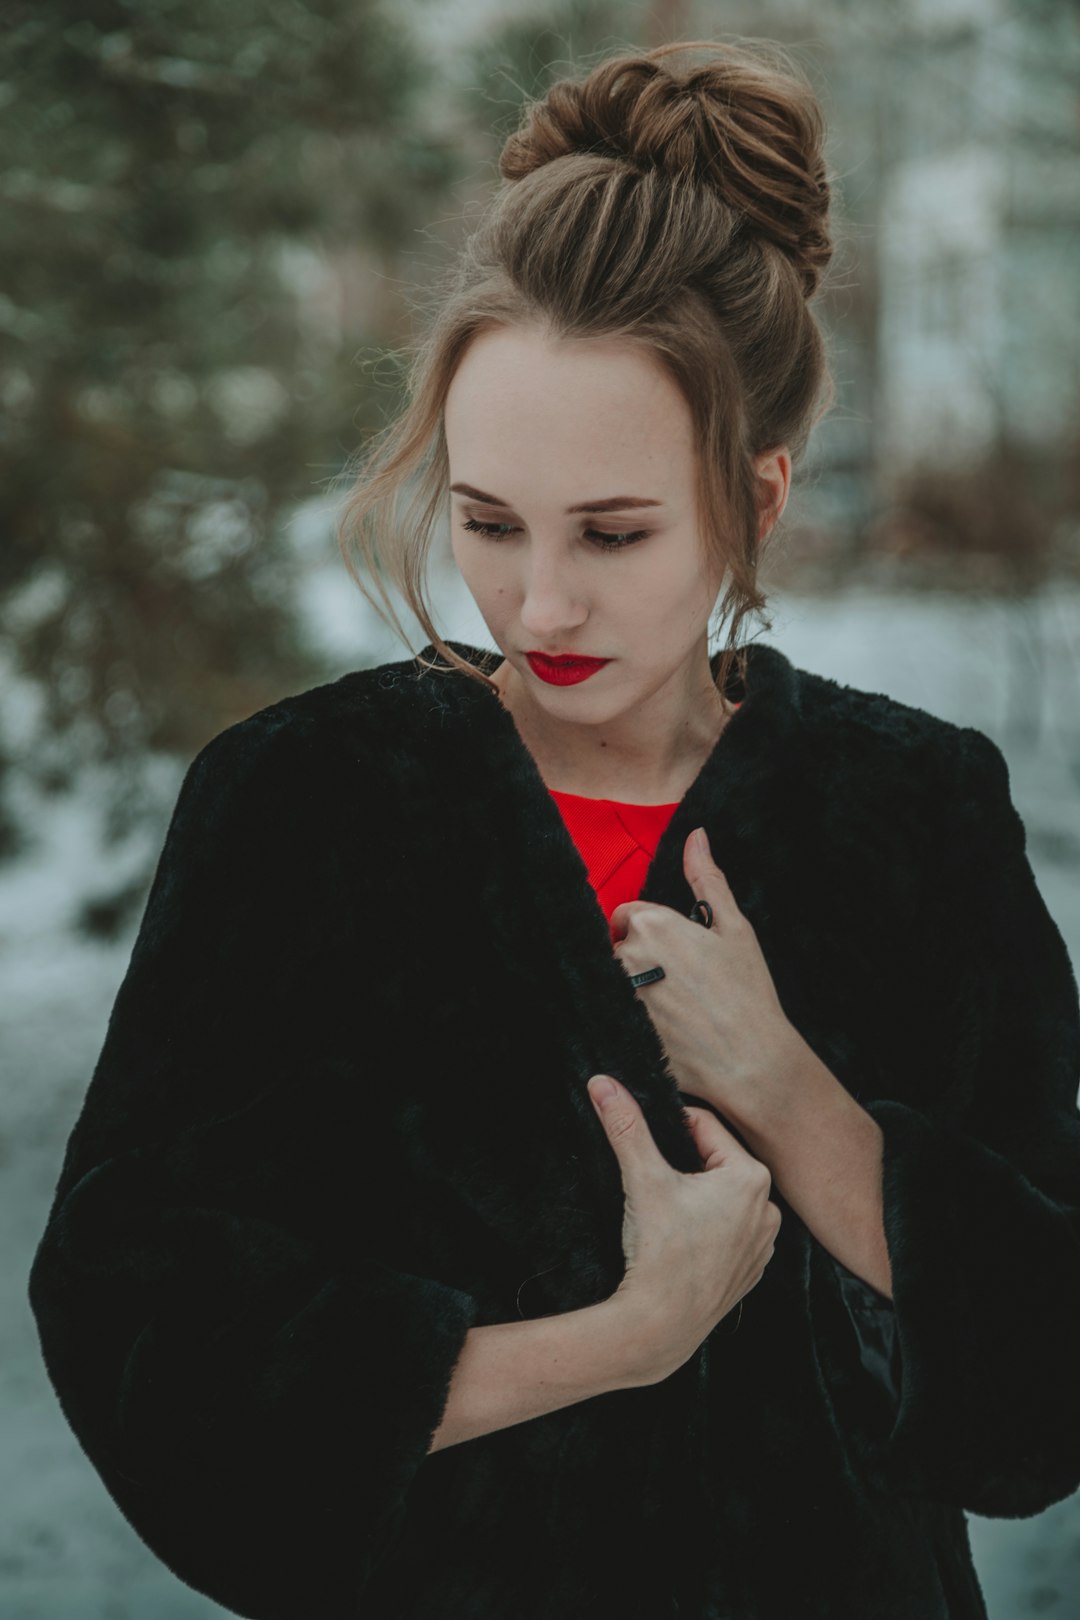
[26,715,480,1620]
[809,725,1080,1519]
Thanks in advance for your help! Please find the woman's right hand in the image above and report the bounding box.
[587,1073,781,1385]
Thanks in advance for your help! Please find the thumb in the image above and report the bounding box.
[682,1103,753,1172]
[587,1075,658,1170]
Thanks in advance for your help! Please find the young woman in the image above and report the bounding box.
[29,38,1080,1620]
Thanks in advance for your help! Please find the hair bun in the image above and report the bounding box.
[499,39,832,298]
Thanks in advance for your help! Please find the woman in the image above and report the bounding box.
[28,37,1080,1620]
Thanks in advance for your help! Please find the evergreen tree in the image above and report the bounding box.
[0,0,462,829]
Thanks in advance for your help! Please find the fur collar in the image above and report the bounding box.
[396,638,806,1172]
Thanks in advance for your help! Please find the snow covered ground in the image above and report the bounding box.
[4,570,1079,1618]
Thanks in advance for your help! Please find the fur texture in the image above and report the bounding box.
[27,639,1080,1619]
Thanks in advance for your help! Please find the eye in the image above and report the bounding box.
[460,517,649,551]
[461,517,518,540]
[584,528,649,549]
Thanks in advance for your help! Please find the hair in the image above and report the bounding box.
[334,35,836,704]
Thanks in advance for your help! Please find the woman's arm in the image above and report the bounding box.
[808,725,1080,1518]
[429,1296,653,1452]
[26,718,485,1619]
[735,1048,892,1298]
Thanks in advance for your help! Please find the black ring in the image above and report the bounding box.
[627,965,666,988]
[689,899,714,929]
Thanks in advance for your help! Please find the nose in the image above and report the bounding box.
[517,544,589,638]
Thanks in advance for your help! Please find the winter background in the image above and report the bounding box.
[3,0,1079,1616]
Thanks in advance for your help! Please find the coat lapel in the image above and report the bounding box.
[409,638,805,1179]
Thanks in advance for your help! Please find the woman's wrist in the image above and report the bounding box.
[597,1288,674,1388]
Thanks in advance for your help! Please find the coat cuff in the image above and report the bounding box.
[819,1096,1080,1517]
[30,1154,480,1617]
[830,1253,902,1419]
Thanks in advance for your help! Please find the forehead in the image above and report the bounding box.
[444,326,695,489]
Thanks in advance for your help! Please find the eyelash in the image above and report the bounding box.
[460,516,649,551]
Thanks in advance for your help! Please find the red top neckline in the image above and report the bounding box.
[548,788,680,810]
[546,696,743,940]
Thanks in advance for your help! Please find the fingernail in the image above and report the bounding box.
[693,827,709,854]
[588,1075,618,1108]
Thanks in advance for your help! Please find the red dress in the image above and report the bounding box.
[549,705,741,944]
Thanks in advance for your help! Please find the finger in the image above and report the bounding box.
[609,898,662,943]
[682,828,740,923]
[587,1075,667,1183]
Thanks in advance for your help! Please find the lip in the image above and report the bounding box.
[525,652,611,686]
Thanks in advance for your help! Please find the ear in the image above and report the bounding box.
[754,446,792,542]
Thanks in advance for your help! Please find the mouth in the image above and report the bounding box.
[525,651,612,686]
[527,652,608,666]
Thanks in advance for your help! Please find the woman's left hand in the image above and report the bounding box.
[610,826,805,1133]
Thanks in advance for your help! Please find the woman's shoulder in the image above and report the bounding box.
[190,651,434,771]
[795,657,1004,776]
[791,659,1021,858]
[172,652,437,842]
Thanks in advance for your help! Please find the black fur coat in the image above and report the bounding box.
[28,638,1080,1619]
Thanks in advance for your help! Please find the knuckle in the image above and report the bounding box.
[606,1109,637,1141]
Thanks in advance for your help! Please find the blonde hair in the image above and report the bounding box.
[335,36,836,702]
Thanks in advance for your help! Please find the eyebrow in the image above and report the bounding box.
[449,482,662,514]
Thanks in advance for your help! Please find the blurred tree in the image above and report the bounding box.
[0,0,464,841]
[459,0,645,152]
[859,431,1080,750]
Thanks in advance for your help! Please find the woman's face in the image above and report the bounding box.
[444,324,784,727]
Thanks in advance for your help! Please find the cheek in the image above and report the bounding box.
[629,555,702,616]
[450,539,512,616]
[450,536,487,588]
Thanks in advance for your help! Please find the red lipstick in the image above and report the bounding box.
[526,652,611,686]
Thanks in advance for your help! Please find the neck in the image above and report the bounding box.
[489,651,735,804]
